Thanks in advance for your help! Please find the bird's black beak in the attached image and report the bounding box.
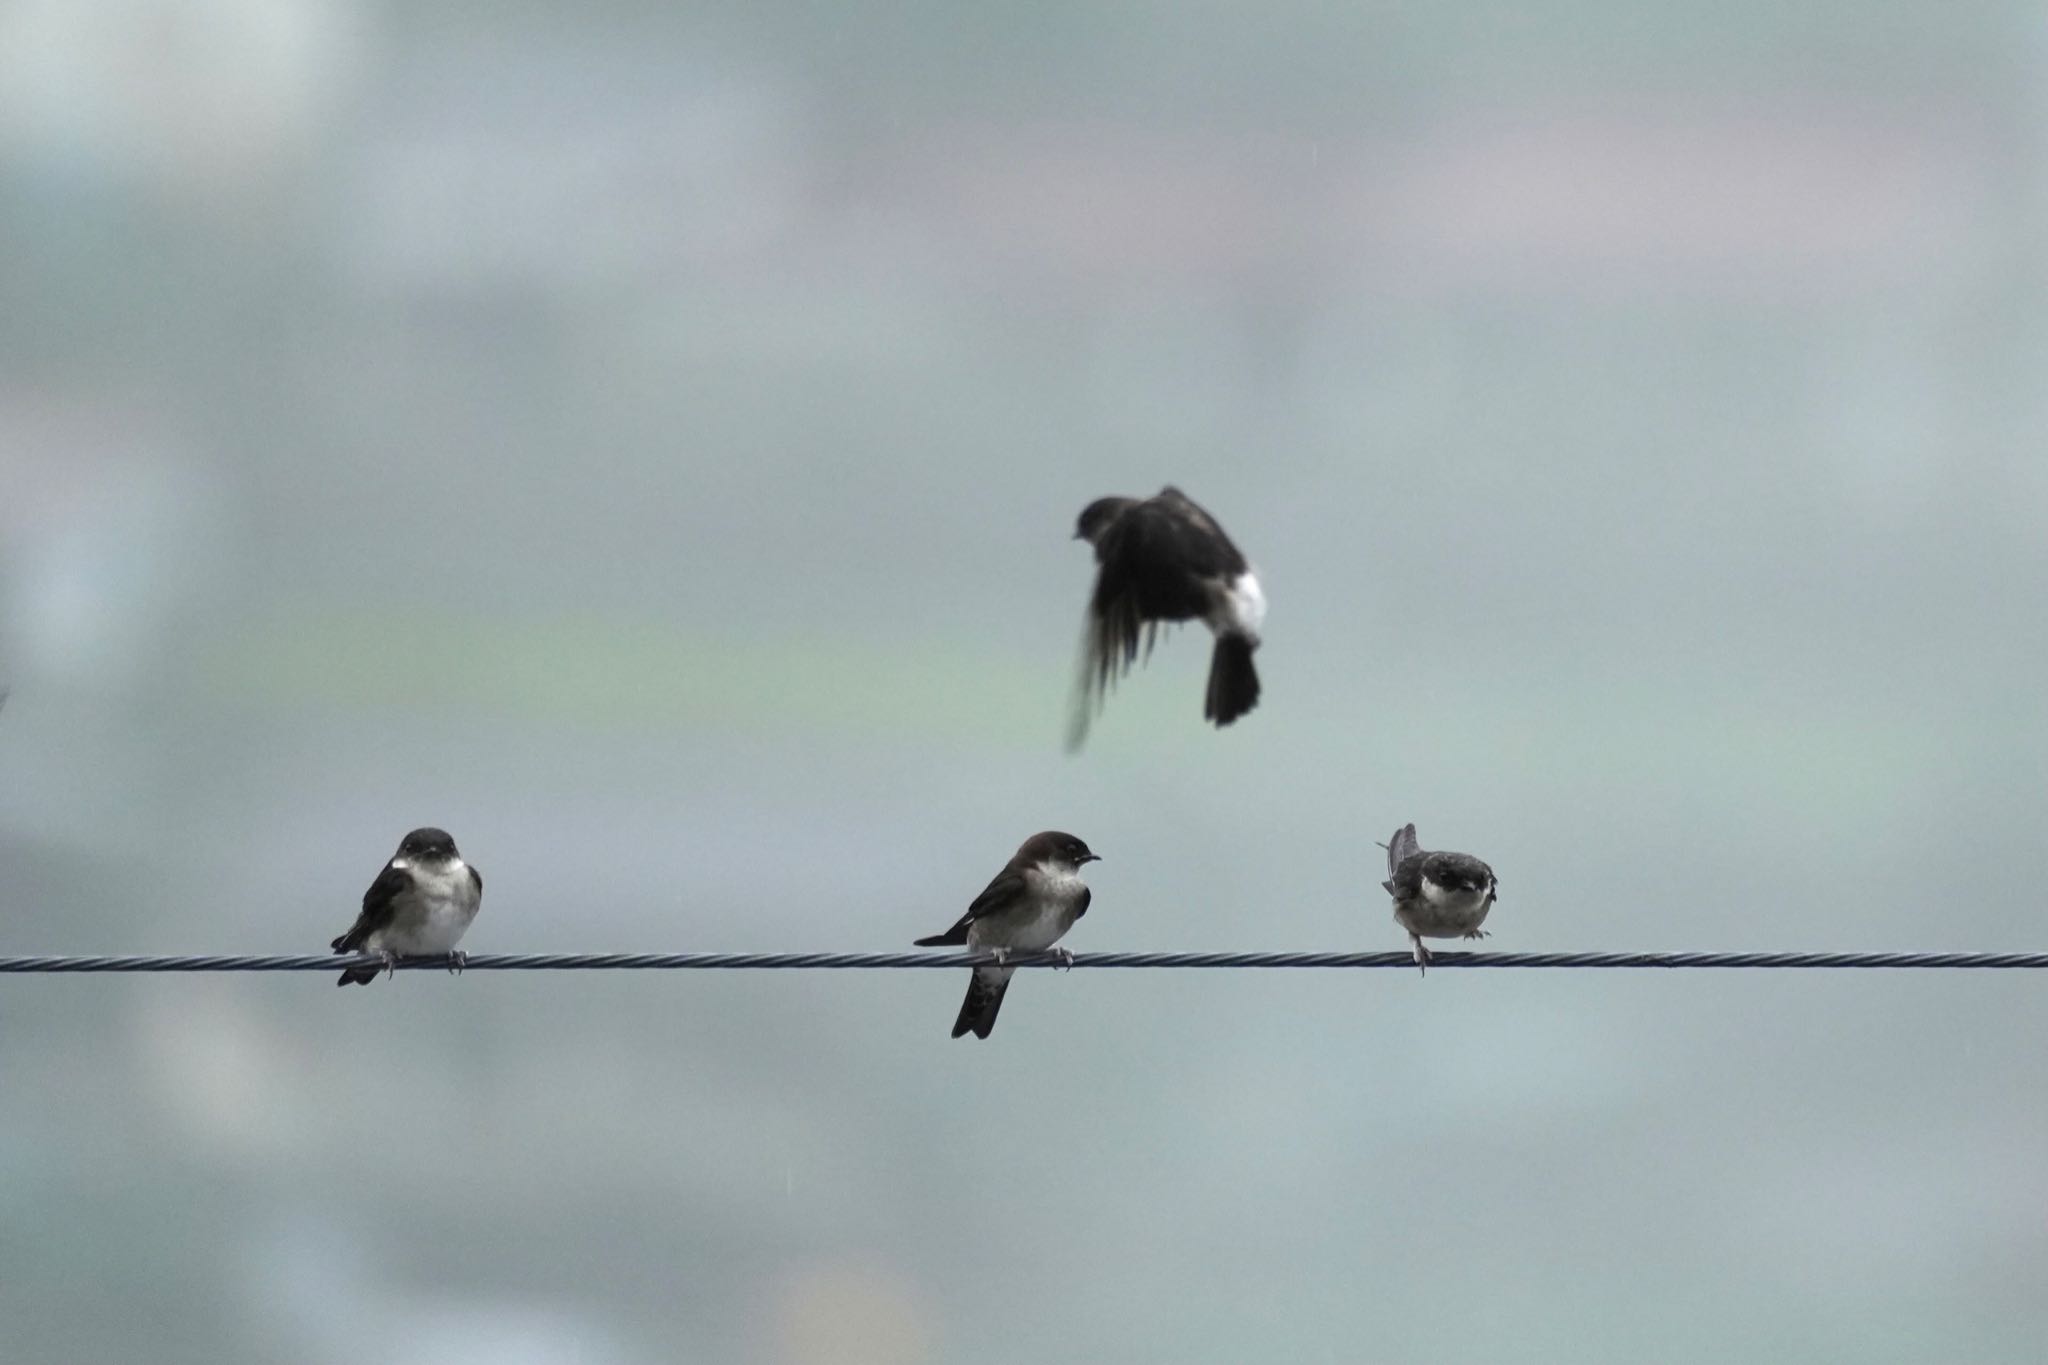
[1082,853,1103,864]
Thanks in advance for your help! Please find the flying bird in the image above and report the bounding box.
[330,827,484,985]
[1380,822,1498,974]
[914,830,1100,1039]
[1068,486,1265,749]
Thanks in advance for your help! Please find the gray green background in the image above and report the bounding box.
[2,2,2045,1361]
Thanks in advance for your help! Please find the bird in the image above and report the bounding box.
[914,831,1100,1038]
[1380,822,1498,974]
[330,827,483,985]
[1068,485,1265,749]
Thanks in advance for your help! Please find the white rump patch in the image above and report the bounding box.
[1211,571,1267,640]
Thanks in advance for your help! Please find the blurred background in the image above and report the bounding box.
[3,1,2046,1361]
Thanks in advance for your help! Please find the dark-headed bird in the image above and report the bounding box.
[331,827,483,985]
[914,831,1100,1038]
[1380,822,1498,974]
[1069,486,1265,749]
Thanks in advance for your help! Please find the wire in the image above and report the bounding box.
[2,950,2046,973]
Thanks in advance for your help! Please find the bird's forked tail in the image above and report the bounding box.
[951,968,1010,1039]
[1204,634,1260,726]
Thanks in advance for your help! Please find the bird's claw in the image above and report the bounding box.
[379,950,400,979]
[1050,947,1075,971]
[446,950,467,975]
[1462,929,1490,941]
[1411,938,1430,977]
[988,947,1011,966]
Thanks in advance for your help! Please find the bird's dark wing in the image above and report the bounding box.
[963,867,1029,922]
[1072,884,1092,920]
[1380,823,1422,894]
[468,864,483,898]
[1097,498,1247,607]
[916,866,1030,946]
[1081,517,1155,681]
[332,863,407,954]
[1153,487,1248,574]
[1093,495,1247,636]
[1388,853,1427,902]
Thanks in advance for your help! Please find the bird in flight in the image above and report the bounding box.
[1068,486,1265,749]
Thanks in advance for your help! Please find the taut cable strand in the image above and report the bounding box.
[2,950,2047,974]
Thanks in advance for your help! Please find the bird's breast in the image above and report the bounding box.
[967,900,1080,952]
[374,860,481,954]
[1395,881,1494,938]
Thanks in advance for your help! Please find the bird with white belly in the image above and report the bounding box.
[1380,822,1498,975]
[330,827,483,986]
[914,830,1100,1039]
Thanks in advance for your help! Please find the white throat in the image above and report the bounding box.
[1420,873,1489,912]
[1028,860,1089,904]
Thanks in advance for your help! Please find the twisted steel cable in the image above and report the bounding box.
[2,950,2045,974]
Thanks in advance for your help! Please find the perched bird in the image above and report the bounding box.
[914,830,1100,1039]
[1068,486,1265,749]
[1380,822,1498,974]
[330,827,483,985]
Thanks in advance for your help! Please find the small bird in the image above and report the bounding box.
[330,827,483,986]
[1068,486,1265,749]
[914,831,1100,1039]
[1380,822,1498,974]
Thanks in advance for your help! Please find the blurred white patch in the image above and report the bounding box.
[0,411,224,692]
[135,987,313,1163]
[771,1260,933,1365]
[343,50,803,295]
[242,1210,646,1365]
[0,0,363,186]
[383,1307,642,1365]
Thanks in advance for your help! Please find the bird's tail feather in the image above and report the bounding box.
[1380,822,1421,893]
[915,925,968,948]
[951,968,1009,1039]
[1204,634,1260,726]
[333,930,377,985]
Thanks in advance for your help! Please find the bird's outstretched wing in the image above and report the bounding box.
[1067,610,1137,751]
